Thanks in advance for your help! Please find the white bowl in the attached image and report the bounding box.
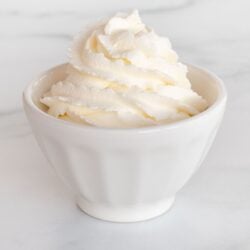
[23,64,227,222]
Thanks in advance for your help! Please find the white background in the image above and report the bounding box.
[0,0,250,249]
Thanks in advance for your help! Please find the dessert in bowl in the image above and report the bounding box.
[23,10,227,222]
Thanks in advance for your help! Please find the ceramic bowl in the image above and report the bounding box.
[23,64,227,222]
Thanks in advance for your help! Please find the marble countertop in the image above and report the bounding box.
[1,0,250,249]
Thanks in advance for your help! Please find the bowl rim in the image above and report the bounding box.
[23,63,227,134]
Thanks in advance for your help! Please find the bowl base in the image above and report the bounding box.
[76,196,175,223]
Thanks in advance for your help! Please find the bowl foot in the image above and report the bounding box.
[76,196,175,222]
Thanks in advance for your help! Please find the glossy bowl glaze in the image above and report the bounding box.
[23,64,227,222]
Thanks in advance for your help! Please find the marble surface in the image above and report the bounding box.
[1,0,250,249]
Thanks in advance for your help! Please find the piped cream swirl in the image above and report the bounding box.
[41,10,208,128]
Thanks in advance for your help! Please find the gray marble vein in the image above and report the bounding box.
[0,0,196,18]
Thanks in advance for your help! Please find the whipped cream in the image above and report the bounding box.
[41,10,208,128]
